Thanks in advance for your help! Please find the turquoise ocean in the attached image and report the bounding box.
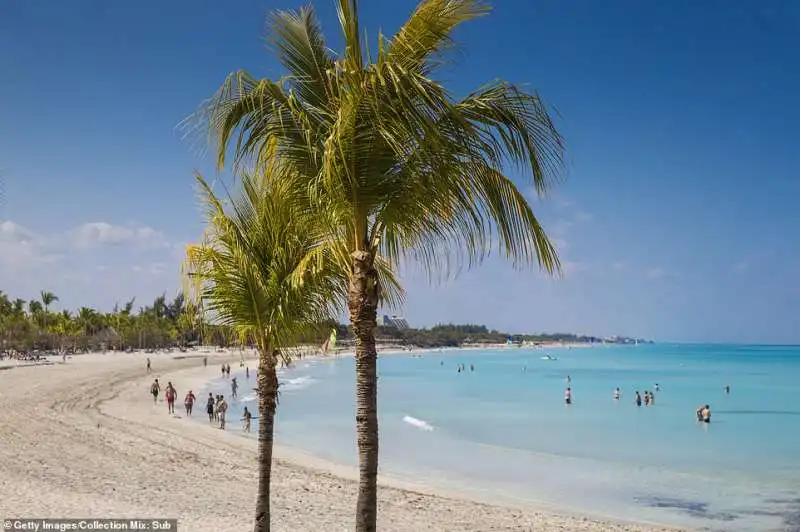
[203,344,800,531]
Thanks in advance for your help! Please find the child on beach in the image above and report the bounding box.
[242,406,252,433]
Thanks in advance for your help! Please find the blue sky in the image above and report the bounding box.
[1,0,798,343]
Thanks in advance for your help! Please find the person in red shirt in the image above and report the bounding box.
[184,390,196,416]
[165,382,177,414]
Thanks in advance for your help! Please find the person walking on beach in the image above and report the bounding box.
[246,367,249,379]
[203,356,207,368]
[226,363,231,377]
[218,395,228,430]
[165,382,177,414]
[184,390,196,416]
[146,357,151,374]
[242,406,252,433]
[150,379,160,404]
[231,377,238,400]
[565,387,572,405]
[221,364,226,378]
[206,393,215,422]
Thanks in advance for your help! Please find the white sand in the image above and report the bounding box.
[0,350,683,531]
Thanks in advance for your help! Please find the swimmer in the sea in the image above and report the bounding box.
[613,387,621,400]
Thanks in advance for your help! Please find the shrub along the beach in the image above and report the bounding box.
[192,1,565,530]
[0,289,240,354]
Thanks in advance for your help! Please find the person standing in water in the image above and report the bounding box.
[634,391,642,407]
[150,379,160,404]
[184,390,196,416]
[654,383,660,392]
[696,404,711,423]
[206,393,215,422]
[231,377,238,399]
[566,375,571,384]
[246,367,250,379]
[725,384,730,395]
[226,363,231,377]
[242,406,252,433]
[565,387,572,405]
[613,387,621,400]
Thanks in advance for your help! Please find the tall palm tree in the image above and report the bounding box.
[184,171,376,532]
[195,2,565,529]
[40,290,58,333]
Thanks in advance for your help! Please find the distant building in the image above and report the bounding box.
[380,314,410,329]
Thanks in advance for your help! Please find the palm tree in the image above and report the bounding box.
[40,290,58,333]
[183,171,358,532]
[196,2,565,529]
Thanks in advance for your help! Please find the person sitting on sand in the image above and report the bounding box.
[150,379,160,404]
[242,406,252,433]
[218,396,228,430]
[206,393,215,422]
[184,390,196,416]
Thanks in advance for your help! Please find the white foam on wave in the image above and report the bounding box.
[403,415,434,432]
[239,394,257,403]
[280,375,317,391]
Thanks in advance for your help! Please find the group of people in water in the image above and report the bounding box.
[147,357,253,432]
[563,375,721,423]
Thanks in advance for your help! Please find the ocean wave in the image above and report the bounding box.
[239,394,257,403]
[403,415,434,432]
[280,375,317,391]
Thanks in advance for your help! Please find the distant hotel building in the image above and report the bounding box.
[380,314,410,329]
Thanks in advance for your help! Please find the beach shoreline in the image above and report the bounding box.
[0,348,681,531]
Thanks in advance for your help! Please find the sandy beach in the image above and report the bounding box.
[0,350,682,532]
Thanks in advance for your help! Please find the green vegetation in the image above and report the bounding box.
[0,289,235,355]
[184,172,347,531]
[196,1,565,529]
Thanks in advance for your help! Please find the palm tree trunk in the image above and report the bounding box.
[253,352,279,532]
[349,250,380,532]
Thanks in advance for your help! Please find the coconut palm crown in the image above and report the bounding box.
[189,1,566,531]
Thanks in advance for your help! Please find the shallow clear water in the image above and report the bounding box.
[203,345,800,531]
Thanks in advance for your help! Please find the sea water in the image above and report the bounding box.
[203,345,800,531]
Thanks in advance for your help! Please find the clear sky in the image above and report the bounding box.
[1,0,798,343]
